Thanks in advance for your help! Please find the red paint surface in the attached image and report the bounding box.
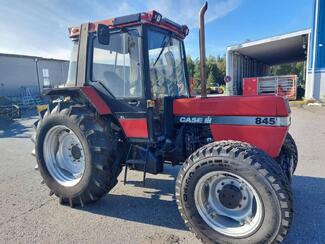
[80,87,111,115]
[173,96,289,117]
[119,118,148,138]
[174,95,290,157]
[69,11,187,39]
[243,78,258,96]
[210,124,288,157]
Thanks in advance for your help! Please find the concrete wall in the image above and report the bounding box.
[306,70,325,100]
[0,54,68,99]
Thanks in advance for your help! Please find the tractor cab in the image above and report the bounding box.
[62,11,190,143]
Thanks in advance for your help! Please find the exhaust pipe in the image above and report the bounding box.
[199,1,208,98]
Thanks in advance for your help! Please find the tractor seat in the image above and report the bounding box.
[102,71,124,97]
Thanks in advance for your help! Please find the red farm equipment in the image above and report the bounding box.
[32,2,297,243]
[243,75,298,100]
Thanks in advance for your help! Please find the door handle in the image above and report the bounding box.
[128,100,140,106]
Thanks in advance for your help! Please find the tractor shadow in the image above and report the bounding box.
[0,111,37,138]
[0,118,31,138]
[82,165,188,231]
[284,175,325,243]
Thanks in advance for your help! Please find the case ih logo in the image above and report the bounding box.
[177,116,290,127]
[179,116,212,124]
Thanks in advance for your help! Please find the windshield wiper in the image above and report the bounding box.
[153,34,171,66]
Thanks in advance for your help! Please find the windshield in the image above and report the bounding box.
[92,29,143,98]
[148,30,189,98]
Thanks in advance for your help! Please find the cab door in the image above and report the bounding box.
[145,27,190,140]
[91,28,149,141]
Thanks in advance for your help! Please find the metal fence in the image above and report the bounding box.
[258,75,297,100]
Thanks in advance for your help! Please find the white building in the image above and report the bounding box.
[0,53,69,100]
[226,0,324,100]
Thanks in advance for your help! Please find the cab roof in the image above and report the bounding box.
[69,11,189,39]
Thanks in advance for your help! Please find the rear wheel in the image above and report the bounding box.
[43,124,86,187]
[176,141,293,244]
[35,103,124,207]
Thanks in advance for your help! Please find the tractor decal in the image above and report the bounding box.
[176,115,290,127]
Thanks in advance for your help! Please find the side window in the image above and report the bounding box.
[92,32,142,98]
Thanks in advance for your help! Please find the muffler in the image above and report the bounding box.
[199,1,208,98]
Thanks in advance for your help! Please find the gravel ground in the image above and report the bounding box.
[0,106,324,244]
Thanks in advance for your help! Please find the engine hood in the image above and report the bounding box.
[173,95,289,117]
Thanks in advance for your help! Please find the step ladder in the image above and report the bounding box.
[20,87,42,107]
[123,144,149,186]
[21,87,36,107]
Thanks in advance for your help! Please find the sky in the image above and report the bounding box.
[0,0,314,60]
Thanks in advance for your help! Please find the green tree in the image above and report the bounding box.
[187,55,305,90]
[186,55,227,89]
[193,58,201,83]
[216,55,226,85]
[186,56,195,78]
[270,62,305,84]
[206,56,219,86]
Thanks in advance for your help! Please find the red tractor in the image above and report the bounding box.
[32,2,297,243]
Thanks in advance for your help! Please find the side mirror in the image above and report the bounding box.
[97,24,110,45]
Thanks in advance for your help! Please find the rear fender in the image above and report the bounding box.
[42,87,131,140]
[43,87,112,115]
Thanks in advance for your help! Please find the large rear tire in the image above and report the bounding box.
[35,103,123,207]
[176,141,293,244]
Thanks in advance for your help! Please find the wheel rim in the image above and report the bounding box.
[43,125,85,187]
[194,171,263,237]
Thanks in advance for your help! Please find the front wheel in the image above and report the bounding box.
[176,141,293,244]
